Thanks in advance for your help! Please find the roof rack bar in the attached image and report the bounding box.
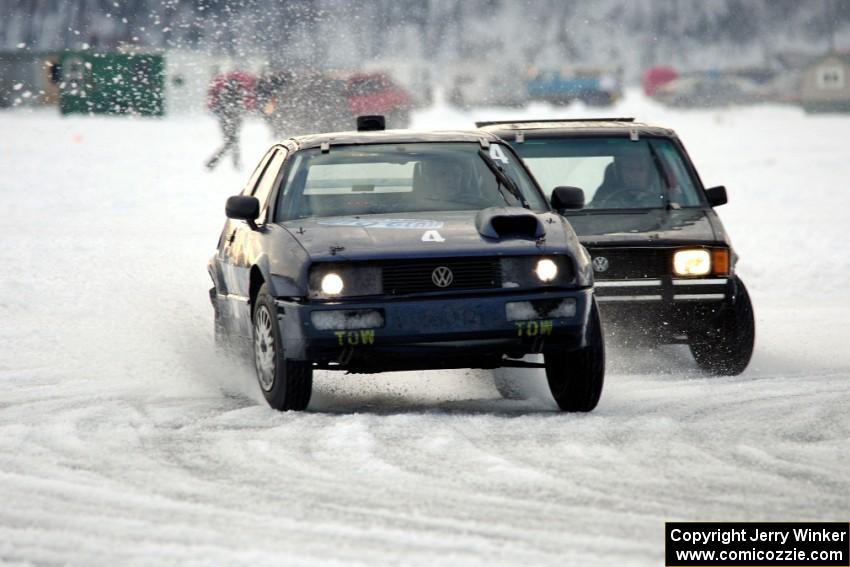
[476,117,635,127]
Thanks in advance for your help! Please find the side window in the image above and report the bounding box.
[652,141,701,207]
[241,150,275,196]
[253,149,287,224]
[275,152,306,221]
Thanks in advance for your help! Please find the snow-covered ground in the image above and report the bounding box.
[1,92,849,566]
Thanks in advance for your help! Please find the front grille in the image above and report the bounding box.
[586,247,670,280]
[382,258,502,295]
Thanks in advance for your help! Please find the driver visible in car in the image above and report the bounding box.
[415,157,489,208]
[591,149,666,208]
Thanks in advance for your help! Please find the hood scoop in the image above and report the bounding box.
[476,207,545,239]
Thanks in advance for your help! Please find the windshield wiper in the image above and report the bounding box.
[477,149,530,209]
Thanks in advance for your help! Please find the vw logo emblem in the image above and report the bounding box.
[592,256,609,273]
[431,266,454,288]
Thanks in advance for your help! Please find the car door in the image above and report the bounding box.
[213,148,273,291]
[216,148,285,336]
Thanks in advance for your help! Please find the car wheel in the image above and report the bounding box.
[544,298,605,412]
[253,284,312,411]
[688,276,755,376]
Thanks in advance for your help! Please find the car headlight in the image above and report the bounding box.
[321,273,344,295]
[309,264,382,299]
[673,249,711,276]
[534,258,558,282]
[501,256,572,288]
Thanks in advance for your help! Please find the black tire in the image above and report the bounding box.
[544,298,606,412]
[252,284,312,411]
[689,276,755,376]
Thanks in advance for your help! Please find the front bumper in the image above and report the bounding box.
[594,277,733,340]
[274,288,593,372]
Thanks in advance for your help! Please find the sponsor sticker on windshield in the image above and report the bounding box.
[317,218,444,229]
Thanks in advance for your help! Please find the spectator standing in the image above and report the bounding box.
[205,71,256,171]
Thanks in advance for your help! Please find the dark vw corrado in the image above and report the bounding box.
[479,119,754,375]
[209,127,604,411]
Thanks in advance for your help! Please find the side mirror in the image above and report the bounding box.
[551,186,585,210]
[705,185,728,207]
[226,195,260,229]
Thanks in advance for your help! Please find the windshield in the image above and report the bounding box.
[275,142,548,221]
[511,137,703,210]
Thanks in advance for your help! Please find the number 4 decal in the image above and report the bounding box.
[489,144,509,164]
[422,230,445,242]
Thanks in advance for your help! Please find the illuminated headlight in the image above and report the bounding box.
[535,258,559,282]
[501,257,572,288]
[673,249,711,276]
[309,265,382,298]
[321,273,344,295]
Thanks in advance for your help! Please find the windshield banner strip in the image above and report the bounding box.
[316,218,444,229]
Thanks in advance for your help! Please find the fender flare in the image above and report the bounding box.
[251,254,303,300]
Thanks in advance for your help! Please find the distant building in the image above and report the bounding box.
[800,53,850,113]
